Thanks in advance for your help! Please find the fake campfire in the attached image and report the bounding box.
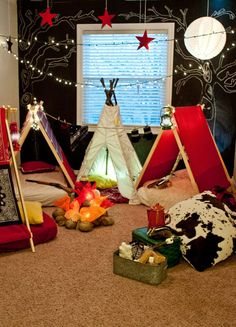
[52,181,115,232]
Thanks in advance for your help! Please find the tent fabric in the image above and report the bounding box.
[0,108,9,165]
[174,106,231,192]
[136,129,179,188]
[0,108,23,226]
[37,110,76,184]
[48,119,92,170]
[37,110,63,161]
[135,105,231,193]
[19,107,76,186]
[130,133,156,166]
[77,105,142,203]
[233,142,236,188]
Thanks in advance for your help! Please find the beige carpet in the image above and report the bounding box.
[0,203,236,327]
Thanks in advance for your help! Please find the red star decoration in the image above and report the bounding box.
[98,8,115,28]
[136,30,155,50]
[39,7,58,27]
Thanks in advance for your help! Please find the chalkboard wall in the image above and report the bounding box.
[17,0,236,174]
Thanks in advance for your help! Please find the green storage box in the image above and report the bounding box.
[132,227,181,268]
[113,250,167,285]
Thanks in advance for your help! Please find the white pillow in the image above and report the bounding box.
[13,169,68,206]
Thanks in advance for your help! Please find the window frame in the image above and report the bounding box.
[76,23,175,132]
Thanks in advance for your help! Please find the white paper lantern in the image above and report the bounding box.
[184,17,226,60]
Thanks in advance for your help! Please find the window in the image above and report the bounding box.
[77,23,174,129]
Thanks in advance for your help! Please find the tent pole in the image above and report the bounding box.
[172,127,199,193]
[5,116,35,253]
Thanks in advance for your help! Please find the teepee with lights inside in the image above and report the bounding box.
[77,78,142,204]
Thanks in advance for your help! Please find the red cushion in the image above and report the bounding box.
[21,161,56,174]
[0,224,30,244]
[0,213,57,252]
[30,213,58,245]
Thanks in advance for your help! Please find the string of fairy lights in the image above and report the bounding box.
[1,28,233,47]
[0,29,235,89]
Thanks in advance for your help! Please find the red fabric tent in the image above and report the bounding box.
[136,105,231,192]
[0,107,57,252]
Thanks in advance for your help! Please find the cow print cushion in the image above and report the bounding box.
[168,191,236,272]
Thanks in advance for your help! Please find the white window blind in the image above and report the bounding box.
[77,23,174,127]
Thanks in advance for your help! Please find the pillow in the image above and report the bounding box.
[167,191,236,271]
[137,169,197,209]
[21,161,56,174]
[18,201,44,225]
[87,175,117,189]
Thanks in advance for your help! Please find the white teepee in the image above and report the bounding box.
[77,104,142,204]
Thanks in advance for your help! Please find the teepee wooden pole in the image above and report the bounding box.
[172,127,199,193]
[5,115,35,253]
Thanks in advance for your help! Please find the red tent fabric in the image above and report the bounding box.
[136,129,179,187]
[136,105,231,192]
[0,108,9,165]
[174,106,230,192]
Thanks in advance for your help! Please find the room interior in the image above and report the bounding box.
[0,1,236,326]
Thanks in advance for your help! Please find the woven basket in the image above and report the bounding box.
[132,227,181,268]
